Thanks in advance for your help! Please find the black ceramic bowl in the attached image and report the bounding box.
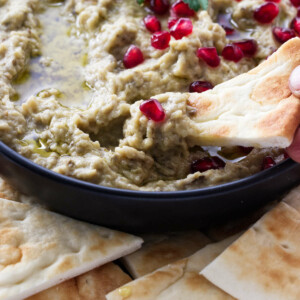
[0,140,300,232]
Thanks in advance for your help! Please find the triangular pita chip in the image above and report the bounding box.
[187,37,300,148]
[0,198,142,300]
[201,191,300,300]
[121,231,210,278]
[106,235,239,300]
[27,262,131,300]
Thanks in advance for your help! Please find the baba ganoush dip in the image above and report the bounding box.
[0,0,295,191]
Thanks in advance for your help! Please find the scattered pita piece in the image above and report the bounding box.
[201,188,300,300]
[0,177,20,202]
[107,235,239,300]
[0,198,142,300]
[121,231,210,278]
[188,37,300,148]
[27,262,131,300]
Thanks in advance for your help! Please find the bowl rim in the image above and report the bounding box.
[0,140,296,200]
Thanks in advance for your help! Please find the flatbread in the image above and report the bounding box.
[187,37,300,148]
[201,193,300,300]
[121,231,210,278]
[0,198,142,300]
[106,235,239,300]
[27,262,131,300]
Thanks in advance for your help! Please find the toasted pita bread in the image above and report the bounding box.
[106,235,239,300]
[0,198,142,300]
[0,177,20,202]
[187,37,300,148]
[121,231,210,278]
[201,196,300,300]
[27,262,131,300]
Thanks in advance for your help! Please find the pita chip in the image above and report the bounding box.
[106,235,239,300]
[121,231,210,278]
[27,262,131,300]
[187,37,300,148]
[0,198,142,300]
[201,193,300,300]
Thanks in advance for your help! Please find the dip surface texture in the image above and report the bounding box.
[0,0,294,191]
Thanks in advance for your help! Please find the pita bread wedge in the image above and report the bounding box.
[106,235,240,300]
[187,37,300,148]
[27,262,131,300]
[0,198,142,300]
[201,197,300,300]
[121,231,210,278]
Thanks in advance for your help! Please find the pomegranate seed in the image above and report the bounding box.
[291,0,300,7]
[283,151,290,159]
[150,0,169,15]
[123,45,144,69]
[238,146,253,154]
[222,44,244,62]
[272,27,296,43]
[191,156,225,173]
[171,0,195,17]
[151,31,171,49]
[140,99,165,122]
[233,40,258,57]
[168,17,179,29]
[189,81,213,93]
[261,156,276,170]
[170,18,193,40]
[222,25,235,35]
[144,15,161,33]
[197,47,220,67]
[253,3,279,24]
[291,17,300,35]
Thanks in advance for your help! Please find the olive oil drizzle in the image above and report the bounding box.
[13,2,91,108]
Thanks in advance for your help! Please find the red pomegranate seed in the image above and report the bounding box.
[233,40,258,57]
[283,151,290,159]
[222,44,244,62]
[123,45,144,69]
[272,27,296,43]
[291,0,300,7]
[170,18,193,40]
[197,47,220,68]
[144,15,161,33]
[222,25,235,35]
[168,17,179,29]
[291,17,300,35]
[262,156,276,170]
[189,81,213,93]
[151,31,171,49]
[150,0,170,15]
[171,0,195,17]
[191,156,225,173]
[253,3,279,24]
[140,99,165,122]
[238,146,254,154]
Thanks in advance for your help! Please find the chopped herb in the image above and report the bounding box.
[182,0,208,11]
[137,0,145,4]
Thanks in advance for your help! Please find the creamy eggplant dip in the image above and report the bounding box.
[0,0,296,191]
